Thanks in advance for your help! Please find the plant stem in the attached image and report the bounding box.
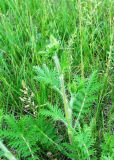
[53,54,73,143]
[0,141,17,160]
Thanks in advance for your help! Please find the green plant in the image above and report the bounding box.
[34,54,101,159]
[0,0,113,159]
[0,115,60,160]
[0,140,17,160]
[101,133,114,160]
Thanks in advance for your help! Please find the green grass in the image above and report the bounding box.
[0,0,113,160]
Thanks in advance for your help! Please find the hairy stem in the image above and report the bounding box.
[53,54,73,143]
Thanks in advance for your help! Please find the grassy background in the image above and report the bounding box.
[0,0,113,111]
[0,0,113,159]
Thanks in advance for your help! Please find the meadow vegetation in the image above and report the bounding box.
[0,0,114,159]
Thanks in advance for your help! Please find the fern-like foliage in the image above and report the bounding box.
[0,115,60,160]
[40,103,67,125]
[63,123,95,160]
[33,61,102,160]
[34,63,100,126]
[0,116,38,160]
[101,133,114,160]
[33,64,60,93]
[73,71,100,126]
